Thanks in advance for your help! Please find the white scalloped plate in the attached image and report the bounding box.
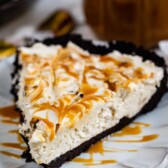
[0,56,168,168]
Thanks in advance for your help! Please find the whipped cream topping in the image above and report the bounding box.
[18,42,163,142]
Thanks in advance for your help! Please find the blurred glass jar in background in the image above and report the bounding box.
[84,0,168,48]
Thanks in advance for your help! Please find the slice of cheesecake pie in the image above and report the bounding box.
[11,36,167,168]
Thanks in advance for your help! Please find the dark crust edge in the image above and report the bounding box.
[10,34,168,168]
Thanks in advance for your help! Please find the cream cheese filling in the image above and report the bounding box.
[17,42,163,164]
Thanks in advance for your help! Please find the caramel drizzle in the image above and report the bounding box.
[20,45,155,141]
[0,105,27,159]
[22,46,151,101]
[74,157,117,166]
[34,94,108,140]
[113,122,151,137]
[22,46,153,96]
[60,64,79,79]
[134,122,151,127]
[0,143,26,150]
[0,151,21,159]
[134,67,150,79]
[82,61,150,92]
[9,129,24,144]
[113,134,158,143]
[1,119,19,125]
[74,140,137,166]
[31,82,44,103]
[0,105,19,119]
[113,125,142,137]
[100,56,132,68]
[111,122,158,143]
[74,122,158,166]
[0,105,19,125]
[74,141,117,166]
[80,84,99,95]
[0,129,26,158]
[87,141,137,154]
[33,115,55,141]
[24,77,36,85]
[9,129,18,134]
[0,105,159,166]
